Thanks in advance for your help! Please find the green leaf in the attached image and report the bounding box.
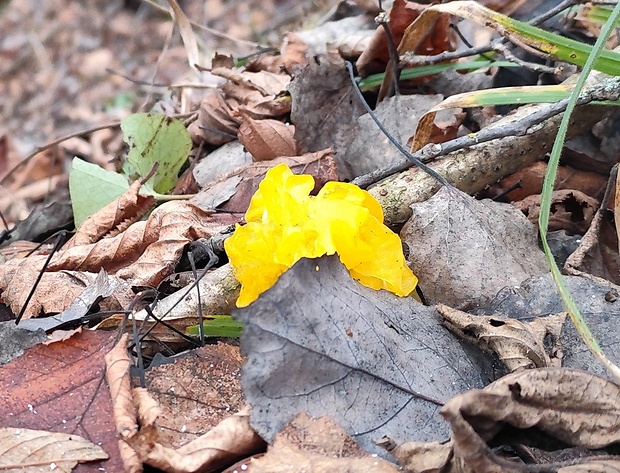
[69,157,130,228]
[121,113,192,194]
[186,315,244,338]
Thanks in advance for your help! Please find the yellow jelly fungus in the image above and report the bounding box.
[224,163,418,307]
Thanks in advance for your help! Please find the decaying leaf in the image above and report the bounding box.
[105,334,142,473]
[68,178,156,247]
[105,335,263,473]
[48,201,219,286]
[250,413,400,473]
[128,407,264,473]
[400,186,548,308]
[514,189,598,235]
[17,268,122,332]
[437,304,565,372]
[565,195,620,286]
[341,94,445,180]
[490,161,608,203]
[142,343,245,448]
[236,255,487,456]
[0,257,130,320]
[0,200,221,318]
[122,113,193,194]
[0,427,109,472]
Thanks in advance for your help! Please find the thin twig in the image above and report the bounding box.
[345,62,451,188]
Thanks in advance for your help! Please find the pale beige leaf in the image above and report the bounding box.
[0,427,108,472]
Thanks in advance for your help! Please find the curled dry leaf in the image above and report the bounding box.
[0,258,130,320]
[0,201,219,318]
[440,368,620,472]
[566,195,620,286]
[389,440,453,473]
[237,116,297,162]
[356,0,454,77]
[437,304,565,372]
[104,334,138,440]
[104,333,143,473]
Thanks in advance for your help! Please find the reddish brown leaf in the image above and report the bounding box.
[489,161,608,202]
[356,0,455,77]
[237,116,297,162]
[0,330,123,473]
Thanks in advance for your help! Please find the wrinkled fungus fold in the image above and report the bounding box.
[225,163,418,307]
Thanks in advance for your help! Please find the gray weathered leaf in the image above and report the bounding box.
[401,186,548,308]
[235,255,488,456]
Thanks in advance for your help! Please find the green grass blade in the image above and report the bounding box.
[539,0,620,382]
[186,315,244,338]
[497,14,620,75]
[359,60,519,90]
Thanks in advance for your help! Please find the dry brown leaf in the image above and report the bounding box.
[127,407,265,473]
[188,88,239,146]
[250,413,400,473]
[438,304,565,371]
[440,368,620,472]
[237,116,297,161]
[188,71,291,147]
[105,333,138,440]
[514,189,598,235]
[0,427,109,472]
[48,201,219,286]
[67,179,156,248]
[389,440,453,473]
